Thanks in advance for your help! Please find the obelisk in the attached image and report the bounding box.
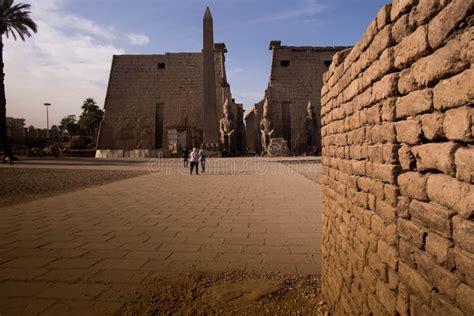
[202,7,219,144]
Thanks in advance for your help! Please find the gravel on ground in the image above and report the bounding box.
[119,271,328,315]
[0,168,148,208]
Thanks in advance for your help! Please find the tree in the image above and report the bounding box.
[78,98,103,137]
[0,0,37,163]
[60,115,80,136]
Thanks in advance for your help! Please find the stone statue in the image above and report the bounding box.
[305,100,316,149]
[259,98,274,153]
[219,96,235,153]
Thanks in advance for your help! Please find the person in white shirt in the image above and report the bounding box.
[189,148,200,175]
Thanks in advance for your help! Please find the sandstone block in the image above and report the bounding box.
[411,142,460,175]
[375,280,397,314]
[365,25,393,66]
[425,232,453,266]
[409,0,442,28]
[414,249,460,301]
[384,184,399,207]
[431,294,464,316]
[454,147,474,183]
[412,30,471,87]
[396,119,422,145]
[428,0,473,49]
[366,104,381,124]
[370,123,397,143]
[368,144,384,163]
[433,68,474,110]
[453,216,474,254]
[381,98,396,121]
[395,25,429,69]
[454,247,474,287]
[398,68,416,95]
[399,262,433,304]
[352,160,366,176]
[398,219,425,248]
[372,73,399,103]
[426,173,474,219]
[395,89,432,119]
[392,14,413,44]
[383,143,400,164]
[444,106,473,142]
[399,238,416,267]
[398,145,416,171]
[398,172,428,200]
[376,199,397,223]
[377,4,392,30]
[456,283,474,315]
[410,200,455,238]
[391,0,417,21]
[421,112,445,140]
[370,163,402,184]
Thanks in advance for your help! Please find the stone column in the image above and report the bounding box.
[202,7,219,144]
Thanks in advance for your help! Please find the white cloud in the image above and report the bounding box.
[127,32,150,46]
[4,0,124,128]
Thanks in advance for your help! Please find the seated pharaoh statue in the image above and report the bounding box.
[219,96,236,154]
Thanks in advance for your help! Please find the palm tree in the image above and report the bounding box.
[0,0,37,164]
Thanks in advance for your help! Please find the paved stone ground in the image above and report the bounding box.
[0,157,322,315]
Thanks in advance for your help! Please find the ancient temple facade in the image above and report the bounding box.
[96,8,243,158]
[245,41,350,155]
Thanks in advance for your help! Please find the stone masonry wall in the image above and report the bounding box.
[267,45,347,153]
[320,0,473,315]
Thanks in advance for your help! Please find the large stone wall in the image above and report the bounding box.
[320,0,473,315]
[265,43,349,154]
[97,49,230,150]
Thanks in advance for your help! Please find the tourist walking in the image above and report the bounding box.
[189,148,199,175]
[199,144,207,173]
[182,148,189,168]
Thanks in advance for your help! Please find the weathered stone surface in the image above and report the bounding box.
[421,112,445,140]
[412,30,472,87]
[398,145,415,171]
[399,262,433,304]
[433,68,474,110]
[431,294,464,316]
[394,25,429,69]
[454,147,474,183]
[425,232,453,266]
[409,0,442,28]
[391,0,418,21]
[396,119,422,145]
[452,216,474,254]
[321,3,473,313]
[409,200,455,238]
[456,283,474,315]
[411,142,460,175]
[395,89,432,119]
[392,14,413,44]
[428,0,473,49]
[414,250,460,300]
[398,218,425,248]
[454,247,474,287]
[444,106,473,142]
[376,4,392,30]
[426,173,474,219]
[398,172,428,201]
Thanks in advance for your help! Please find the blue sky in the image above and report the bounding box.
[5,0,387,128]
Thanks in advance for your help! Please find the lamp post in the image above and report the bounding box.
[44,103,51,138]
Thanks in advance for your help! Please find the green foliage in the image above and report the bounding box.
[59,114,80,136]
[0,0,38,40]
[78,97,103,136]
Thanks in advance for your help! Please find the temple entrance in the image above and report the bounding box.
[155,102,164,149]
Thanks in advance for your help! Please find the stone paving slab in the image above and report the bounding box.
[0,158,322,315]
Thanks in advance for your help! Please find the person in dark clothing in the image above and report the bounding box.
[199,144,207,173]
[182,148,189,168]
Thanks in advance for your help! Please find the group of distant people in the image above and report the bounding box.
[182,145,206,175]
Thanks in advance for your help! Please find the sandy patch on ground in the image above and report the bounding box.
[119,271,327,315]
[0,168,147,208]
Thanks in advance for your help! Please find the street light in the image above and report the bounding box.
[43,103,51,130]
